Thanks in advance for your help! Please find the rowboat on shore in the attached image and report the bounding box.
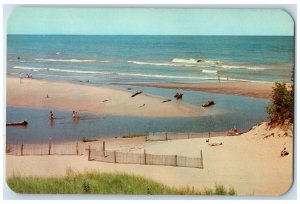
[6,121,28,126]
[202,100,215,107]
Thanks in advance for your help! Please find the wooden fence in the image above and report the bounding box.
[146,131,227,141]
[89,147,204,169]
[6,141,104,156]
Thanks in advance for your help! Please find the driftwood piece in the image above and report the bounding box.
[131,91,142,98]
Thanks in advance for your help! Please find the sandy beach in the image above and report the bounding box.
[113,82,275,100]
[6,77,202,117]
[6,122,293,196]
[6,76,293,196]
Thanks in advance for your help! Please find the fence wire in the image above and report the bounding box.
[146,132,226,141]
[6,142,104,156]
[89,148,203,169]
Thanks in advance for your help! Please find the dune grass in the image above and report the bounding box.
[7,171,236,195]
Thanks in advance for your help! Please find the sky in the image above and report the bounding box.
[7,7,294,36]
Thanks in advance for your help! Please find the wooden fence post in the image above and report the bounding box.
[88,145,91,161]
[76,142,79,156]
[21,143,24,156]
[144,149,147,165]
[114,151,117,163]
[48,137,52,155]
[174,155,177,167]
[200,150,204,169]
[103,141,106,157]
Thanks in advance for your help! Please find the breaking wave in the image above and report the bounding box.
[35,58,97,62]
[128,60,178,67]
[128,58,270,70]
[202,70,219,74]
[11,65,272,83]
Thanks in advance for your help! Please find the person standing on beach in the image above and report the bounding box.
[49,111,54,120]
[218,75,220,82]
[72,111,79,119]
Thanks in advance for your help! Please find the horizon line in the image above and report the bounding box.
[6,34,294,37]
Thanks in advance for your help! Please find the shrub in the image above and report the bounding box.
[266,82,293,125]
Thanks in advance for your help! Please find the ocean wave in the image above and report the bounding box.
[12,66,110,75]
[48,68,110,74]
[172,58,198,64]
[128,60,178,67]
[172,58,223,65]
[11,66,272,83]
[220,64,270,70]
[129,58,269,70]
[202,70,219,74]
[13,66,48,71]
[35,58,97,62]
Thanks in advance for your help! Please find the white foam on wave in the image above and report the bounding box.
[12,66,110,75]
[11,66,273,83]
[128,60,178,67]
[35,58,97,62]
[220,64,270,70]
[202,70,219,74]
[128,59,271,72]
[172,58,198,64]
[13,66,48,71]
[172,58,223,65]
[129,58,226,68]
[48,68,110,74]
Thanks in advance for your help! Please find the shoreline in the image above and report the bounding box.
[6,76,203,117]
[112,81,275,100]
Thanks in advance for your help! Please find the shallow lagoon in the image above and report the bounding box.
[6,87,268,144]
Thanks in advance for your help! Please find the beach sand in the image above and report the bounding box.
[6,123,293,196]
[114,82,275,99]
[6,77,202,117]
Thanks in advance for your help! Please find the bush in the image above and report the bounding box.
[266,82,293,125]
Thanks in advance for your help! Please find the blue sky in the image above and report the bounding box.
[7,7,294,36]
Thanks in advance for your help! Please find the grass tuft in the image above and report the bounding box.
[7,172,237,195]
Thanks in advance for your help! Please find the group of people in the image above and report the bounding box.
[49,110,79,120]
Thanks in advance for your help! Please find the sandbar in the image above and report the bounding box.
[113,82,276,100]
[6,77,202,117]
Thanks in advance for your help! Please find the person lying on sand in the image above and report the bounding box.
[209,142,223,146]
[280,147,289,157]
[139,104,145,108]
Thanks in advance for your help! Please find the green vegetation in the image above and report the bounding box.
[82,137,98,143]
[7,171,236,195]
[266,82,294,126]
